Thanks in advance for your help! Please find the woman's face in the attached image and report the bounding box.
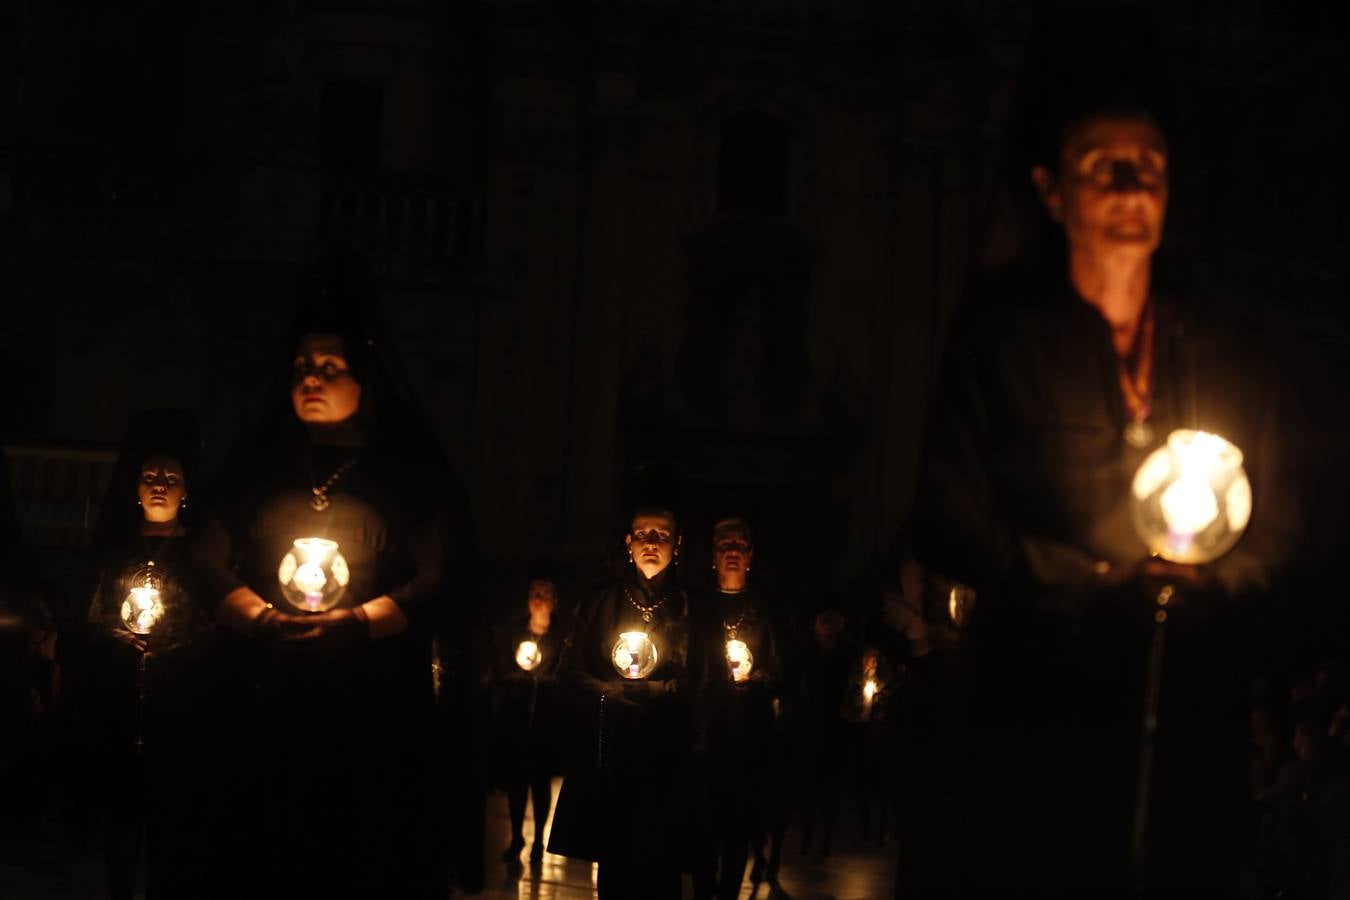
[527,579,557,617]
[291,333,362,425]
[138,455,186,524]
[713,528,753,586]
[1033,114,1169,266]
[625,512,679,580]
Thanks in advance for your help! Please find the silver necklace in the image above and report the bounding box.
[624,586,663,624]
[310,458,358,511]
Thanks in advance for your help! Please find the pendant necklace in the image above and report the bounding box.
[1119,300,1156,450]
[139,532,173,568]
[310,458,358,512]
[721,594,750,641]
[624,585,663,624]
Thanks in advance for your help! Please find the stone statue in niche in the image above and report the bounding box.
[678,221,813,428]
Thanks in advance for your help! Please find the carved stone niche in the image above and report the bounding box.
[676,218,816,431]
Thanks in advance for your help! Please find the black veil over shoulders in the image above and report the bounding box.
[78,409,202,603]
[202,251,477,601]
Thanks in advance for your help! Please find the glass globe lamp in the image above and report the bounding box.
[726,638,754,683]
[947,583,976,627]
[611,631,658,680]
[278,537,350,612]
[1131,429,1251,564]
[120,584,165,636]
[516,639,542,672]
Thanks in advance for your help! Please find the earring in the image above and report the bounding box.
[627,552,634,563]
[180,498,188,509]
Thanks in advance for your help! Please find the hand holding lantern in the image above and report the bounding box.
[1127,428,1251,878]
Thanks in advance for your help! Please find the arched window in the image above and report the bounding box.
[717,113,790,216]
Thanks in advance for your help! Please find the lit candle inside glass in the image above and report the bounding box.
[120,585,164,636]
[1131,429,1250,564]
[278,538,350,612]
[862,678,877,719]
[516,640,542,672]
[611,631,658,680]
[725,639,753,683]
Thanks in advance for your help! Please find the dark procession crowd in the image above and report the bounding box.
[1,41,1346,900]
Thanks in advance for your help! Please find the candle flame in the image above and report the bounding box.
[121,585,164,635]
[516,640,541,671]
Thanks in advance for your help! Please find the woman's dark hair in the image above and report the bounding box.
[711,516,753,547]
[990,4,1174,274]
[260,252,443,460]
[629,505,680,531]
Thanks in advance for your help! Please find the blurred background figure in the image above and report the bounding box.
[491,573,564,867]
[691,516,786,899]
[795,604,853,861]
[69,409,212,900]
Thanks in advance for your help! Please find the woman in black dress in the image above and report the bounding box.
[76,411,212,899]
[692,516,786,900]
[493,575,564,864]
[193,259,463,899]
[548,504,697,899]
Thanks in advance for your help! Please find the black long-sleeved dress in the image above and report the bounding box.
[911,275,1295,895]
[548,569,698,872]
[192,427,457,899]
[691,585,786,896]
[490,613,564,778]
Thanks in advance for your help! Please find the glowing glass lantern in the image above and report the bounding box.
[278,538,350,612]
[611,631,658,680]
[121,584,165,636]
[862,679,878,720]
[516,639,542,672]
[947,584,976,627]
[1131,429,1251,564]
[726,638,754,683]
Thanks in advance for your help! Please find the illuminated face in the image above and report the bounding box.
[1034,115,1168,263]
[291,333,362,425]
[527,579,557,617]
[138,455,186,524]
[814,609,843,648]
[713,529,753,585]
[625,513,679,580]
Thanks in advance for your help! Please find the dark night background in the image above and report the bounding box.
[3,0,1350,624]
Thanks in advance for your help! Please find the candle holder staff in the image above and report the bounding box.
[908,61,1294,898]
[192,253,464,900]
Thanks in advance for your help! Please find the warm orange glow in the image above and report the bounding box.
[611,631,658,679]
[516,640,542,672]
[725,639,753,683]
[278,537,349,612]
[120,585,163,635]
[1131,429,1251,564]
